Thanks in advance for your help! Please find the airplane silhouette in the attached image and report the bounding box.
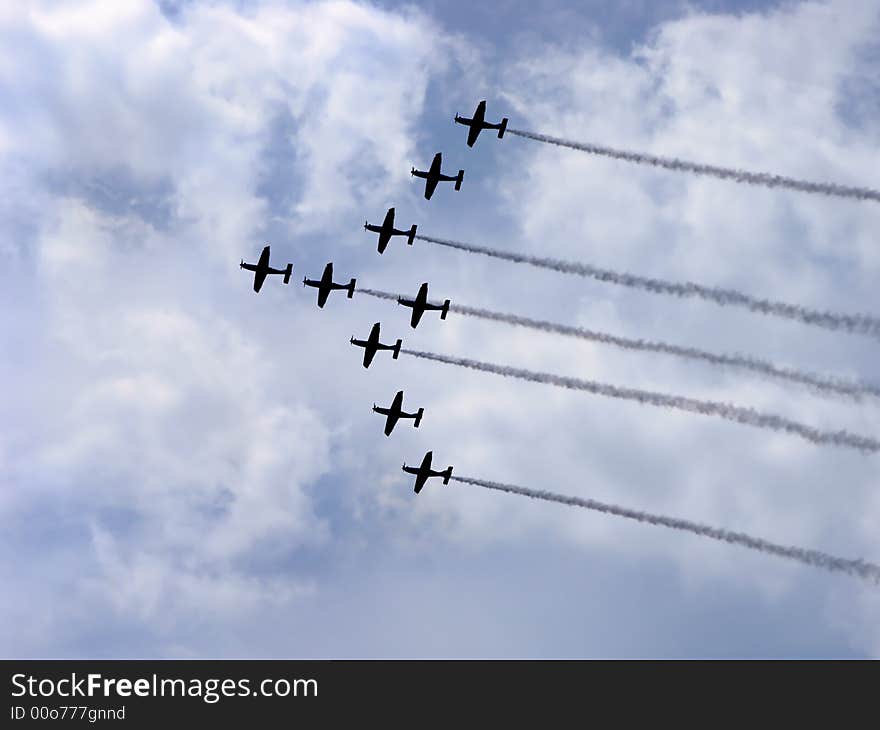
[303,262,355,308]
[402,451,453,494]
[398,282,450,329]
[454,100,508,147]
[373,390,423,436]
[364,207,417,254]
[350,322,402,368]
[240,245,293,292]
[411,152,463,200]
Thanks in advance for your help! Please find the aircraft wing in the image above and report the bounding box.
[424,177,439,200]
[363,346,376,368]
[317,286,329,308]
[253,269,268,293]
[384,412,400,436]
[467,125,481,147]
[377,232,391,254]
[410,306,424,329]
[413,472,428,494]
[257,246,271,268]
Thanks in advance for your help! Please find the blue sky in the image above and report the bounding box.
[1,0,879,657]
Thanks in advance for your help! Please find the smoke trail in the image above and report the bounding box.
[401,348,880,454]
[357,288,400,302]
[508,128,880,203]
[452,475,880,584]
[414,234,880,340]
[357,287,880,401]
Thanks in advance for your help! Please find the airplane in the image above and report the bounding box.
[240,245,293,293]
[350,322,402,368]
[398,282,450,329]
[303,262,356,308]
[411,152,463,200]
[402,450,453,494]
[372,390,424,436]
[364,207,417,254]
[454,100,508,147]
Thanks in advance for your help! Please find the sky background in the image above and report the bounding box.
[1,0,879,657]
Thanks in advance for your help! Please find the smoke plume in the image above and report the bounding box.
[453,475,880,583]
[413,235,880,340]
[401,348,880,454]
[508,127,880,203]
[356,287,879,401]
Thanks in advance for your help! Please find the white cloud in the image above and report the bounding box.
[469,0,880,622]
[0,0,464,636]
[1,0,878,656]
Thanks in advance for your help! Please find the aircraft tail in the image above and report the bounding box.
[498,118,508,139]
[283,263,293,284]
[414,408,424,429]
[347,279,356,298]
[393,339,402,359]
[442,466,453,485]
[454,170,464,191]
[440,300,450,320]
[407,224,417,245]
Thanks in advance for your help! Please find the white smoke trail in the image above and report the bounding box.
[414,234,880,340]
[401,348,880,454]
[508,128,880,203]
[452,475,880,584]
[357,287,880,401]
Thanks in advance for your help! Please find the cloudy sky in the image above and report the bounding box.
[1,0,879,658]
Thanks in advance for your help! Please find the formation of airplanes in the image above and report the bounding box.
[364,207,417,254]
[303,262,356,308]
[350,322,402,368]
[411,152,464,200]
[454,99,508,147]
[240,100,508,493]
[240,245,293,293]
[402,451,453,494]
[398,283,450,329]
[373,390,423,436]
